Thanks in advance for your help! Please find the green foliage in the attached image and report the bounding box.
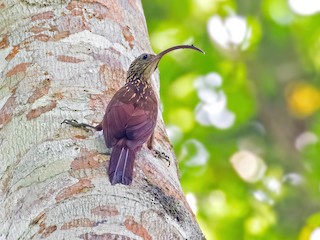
[143,0,320,239]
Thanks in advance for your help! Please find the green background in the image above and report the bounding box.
[142,0,320,239]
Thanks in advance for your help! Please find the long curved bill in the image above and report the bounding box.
[156,45,205,59]
[147,45,204,73]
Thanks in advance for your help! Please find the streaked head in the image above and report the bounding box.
[127,45,204,82]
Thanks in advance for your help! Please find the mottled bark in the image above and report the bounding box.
[0,0,204,239]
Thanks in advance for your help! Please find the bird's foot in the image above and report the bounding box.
[100,151,111,156]
[61,119,96,131]
[154,150,170,167]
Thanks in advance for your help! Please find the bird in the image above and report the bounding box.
[62,45,204,185]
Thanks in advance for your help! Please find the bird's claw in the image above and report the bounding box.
[61,119,95,131]
[154,150,170,167]
[61,119,78,125]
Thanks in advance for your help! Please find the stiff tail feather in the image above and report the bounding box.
[108,142,136,185]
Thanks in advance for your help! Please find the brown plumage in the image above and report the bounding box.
[99,64,158,185]
[63,45,204,185]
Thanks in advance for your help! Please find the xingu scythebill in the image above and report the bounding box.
[63,45,204,185]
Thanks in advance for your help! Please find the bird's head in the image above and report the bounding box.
[127,45,204,83]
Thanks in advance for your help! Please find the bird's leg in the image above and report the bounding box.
[61,119,101,131]
[147,133,170,167]
[154,150,170,167]
[62,119,108,155]
[147,132,155,150]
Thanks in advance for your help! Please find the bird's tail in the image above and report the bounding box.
[108,140,136,185]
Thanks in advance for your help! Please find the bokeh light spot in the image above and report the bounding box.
[150,28,180,51]
[253,190,274,205]
[230,150,267,183]
[170,74,195,99]
[179,139,209,167]
[288,0,320,15]
[283,173,304,186]
[267,0,293,25]
[194,73,235,129]
[208,190,228,216]
[264,177,282,195]
[208,15,252,51]
[166,124,183,144]
[295,131,318,151]
[310,228,320,240]
[186,193,198,214]
[192,0,217,14]
[286,82,320,117]
[169,108,195,132]
[245,216,268,235]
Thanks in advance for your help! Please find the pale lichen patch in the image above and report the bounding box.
[41,225,57,238]
[124,216,152,240]
[70,149,101,170]
[68,0,124,22]
[79,232,135,240]
[60,30,113,49]
[57,55,84,63]
[5,63,31,77]
[0,94,16,127]
[0,34,9,49]
[1,168,13,194]
[55,178,93,202]
[0,45,12,72]
[122,25,134,49]
[51,31,70,41]
[12,158,71,192]
[22,0,67,6]
[5,45,20,61]
[91,205,119,217]
[73,135,87,139]
[30,211,46,226]
[34,34,50,42]
[0,94,13,111]
[68,151,107,181]
[82,2,110,20]
[31,11,55,21]
[66,0,83,11]
[99,64,126,89]
[27,79,51,104]
[56,14,87,34]
[88,94,105,112]
[61,218,94,230]
[26,100,57,120]
[29,26,47,34]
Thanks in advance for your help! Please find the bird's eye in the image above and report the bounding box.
[143,54,148,60]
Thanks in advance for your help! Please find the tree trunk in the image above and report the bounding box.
[0,0,204,239]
